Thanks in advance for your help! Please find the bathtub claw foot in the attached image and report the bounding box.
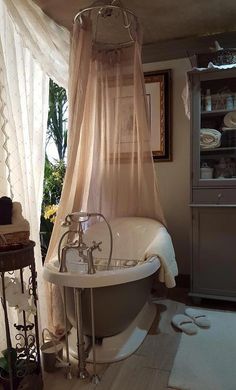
[65,367,73,380]
[91,374,100,385]
[78,368,90,380]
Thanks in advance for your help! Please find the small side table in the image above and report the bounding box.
[0,241,42,389]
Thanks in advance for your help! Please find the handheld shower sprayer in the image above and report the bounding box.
[58,211,113,273]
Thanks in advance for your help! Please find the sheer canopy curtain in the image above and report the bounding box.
[0,0,70,346]
[46,17,165,332]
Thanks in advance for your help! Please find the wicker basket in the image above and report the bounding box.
[0,231,30,249]
[190,48,236,68]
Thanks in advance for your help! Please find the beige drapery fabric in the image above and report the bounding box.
[46,18,165,332]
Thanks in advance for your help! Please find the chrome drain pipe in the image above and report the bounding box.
[63,287,72,380]
[90,287,100,384]
[74,288,89,379]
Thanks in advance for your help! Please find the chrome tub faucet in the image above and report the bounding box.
[58,211,112,274]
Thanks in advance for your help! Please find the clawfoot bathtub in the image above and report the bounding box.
[43,217,176,363]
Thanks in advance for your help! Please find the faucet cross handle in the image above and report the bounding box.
[92,240,102,252]
[87,241,102,275]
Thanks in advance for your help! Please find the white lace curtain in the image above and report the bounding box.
[3,0,70,88]
[0,0,70,347]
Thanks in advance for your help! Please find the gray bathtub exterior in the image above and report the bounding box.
[65,272,157,338]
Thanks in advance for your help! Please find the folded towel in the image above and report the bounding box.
[145,225,178,288]
[200,128,221,149]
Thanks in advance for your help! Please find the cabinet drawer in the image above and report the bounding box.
[192,188,236,204]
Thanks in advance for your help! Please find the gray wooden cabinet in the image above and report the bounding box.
[189,68,236,302]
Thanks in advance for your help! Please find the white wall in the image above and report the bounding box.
[0,129,8,197]
[143,58,191,274]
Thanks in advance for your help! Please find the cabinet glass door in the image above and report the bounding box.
[200,77,236,182]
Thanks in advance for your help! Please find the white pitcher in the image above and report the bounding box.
[200,163,213,179]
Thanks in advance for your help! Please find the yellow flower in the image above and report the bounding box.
[52,171,60,178]
[44,204,58,223]
[50,215,56,223]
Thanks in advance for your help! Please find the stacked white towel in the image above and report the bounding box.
[200,128,221,149]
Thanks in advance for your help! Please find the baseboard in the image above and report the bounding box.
[175,274,190,288]
[151,273,190,296]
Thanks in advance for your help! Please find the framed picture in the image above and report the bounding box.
[144,69,172,162]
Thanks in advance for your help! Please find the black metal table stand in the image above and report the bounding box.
[0,241,43,390]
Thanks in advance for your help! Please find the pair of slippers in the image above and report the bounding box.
[172,308,211,335]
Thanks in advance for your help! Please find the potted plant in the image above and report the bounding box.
[0,347,39,390]
[0,347,20,389]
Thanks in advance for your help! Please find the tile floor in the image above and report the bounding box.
[42,286,187,390]
[2,285,235,389]
[43,301,181,390]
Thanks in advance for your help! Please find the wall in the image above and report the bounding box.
[143,58,191,274]
[0,129,8,197]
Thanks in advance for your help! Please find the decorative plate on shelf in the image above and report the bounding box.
[223,111,236,127]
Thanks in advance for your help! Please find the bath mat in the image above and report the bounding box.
[168,308,236,390]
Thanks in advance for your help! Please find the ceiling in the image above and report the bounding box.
[34,0,236,62]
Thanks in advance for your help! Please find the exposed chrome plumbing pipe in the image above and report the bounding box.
[57,211,113,381]
[74,288,89,379]
[90,287,100,384]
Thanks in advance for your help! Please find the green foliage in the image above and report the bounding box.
[47,79,68,161]
[42,158,66,207]
[0,348,17,375]
[40,80,68,260]
[40,159,66,258]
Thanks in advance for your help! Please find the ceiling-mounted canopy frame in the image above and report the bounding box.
[74,0,139,48]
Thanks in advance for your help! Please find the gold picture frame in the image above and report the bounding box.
[144,69,172,161]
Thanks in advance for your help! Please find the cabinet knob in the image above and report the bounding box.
[217,193,222,199]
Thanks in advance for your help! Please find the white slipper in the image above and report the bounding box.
[171,314,198,335]
[185,308,211,328]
